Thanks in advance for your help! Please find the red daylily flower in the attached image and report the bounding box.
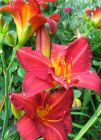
[9,88,74,140]
[85,7,101,28]
[17,37,101,95]
[0,0,60,46]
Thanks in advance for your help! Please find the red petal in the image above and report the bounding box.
[17,115,41,140]
[47,18,58,34]
[23,72,54,96]
[43,0,57,2]
[41,122,68,140]
[47,88,74,120]
[9,93,42,114]
[16,47,51,74]
[76,71,101,93]
[66,37,92,73]
[51,43,67,62]
[40,2,48,9]
[49,13,60,21]
[46,14,60,34]
[85,9,94,16]
[29,14,47,33]
[64,115,72,133]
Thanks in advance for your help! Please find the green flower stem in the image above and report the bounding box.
[0,36,6,71]
[7,48,16,71]
[0,36,9,139]
[1,72,9,139]
[74,102,101,140]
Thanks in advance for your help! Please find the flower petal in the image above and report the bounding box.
[47,88,74,120]
[16,47,51,74]
[47,14,60,34]
[66,37,92,73]
[51,43,67,62]
[76,71,101,93]
[23,72,54,95]
[43,0,57,2]
[9,92,41,114]
[41,122,68,140]
[17,115,41,140]
[29,14,47,34]
[49,13,60,21]
[64,115,72,133]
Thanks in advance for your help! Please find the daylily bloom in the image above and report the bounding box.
[0,0,60,47]
[36,0,57,9]
[17,37,101,95]
[64,7,72,13]
[85,7,101,28]
[9,88,74,140]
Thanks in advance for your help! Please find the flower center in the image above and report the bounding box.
[52,57,72,84]
[37,104,51,120]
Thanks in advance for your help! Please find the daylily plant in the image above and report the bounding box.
[85,7,101,28]
[0,0,60,47]
[9,88,74,140]
[16,37,101,95]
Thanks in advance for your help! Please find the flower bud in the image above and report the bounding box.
[3,22,10,34]
[72,98,81,109]
[5,31,17,47]
[0,14,5,33]
[11,103,25,119]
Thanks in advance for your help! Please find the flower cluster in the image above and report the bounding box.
[0,1,101,140]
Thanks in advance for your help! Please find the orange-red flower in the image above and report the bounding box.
[9,88,74,140]
[85,7,101,28]
[0,0,60,46]
[16,37,101,95]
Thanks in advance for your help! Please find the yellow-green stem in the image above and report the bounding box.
[1,72,9,139]
[0,36,9,139]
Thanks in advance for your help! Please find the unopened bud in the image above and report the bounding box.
[5,31,17,47]
[3,22,10,34]
[11,103,25,119]
[0,14,5,33]
[72,98,81,109]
